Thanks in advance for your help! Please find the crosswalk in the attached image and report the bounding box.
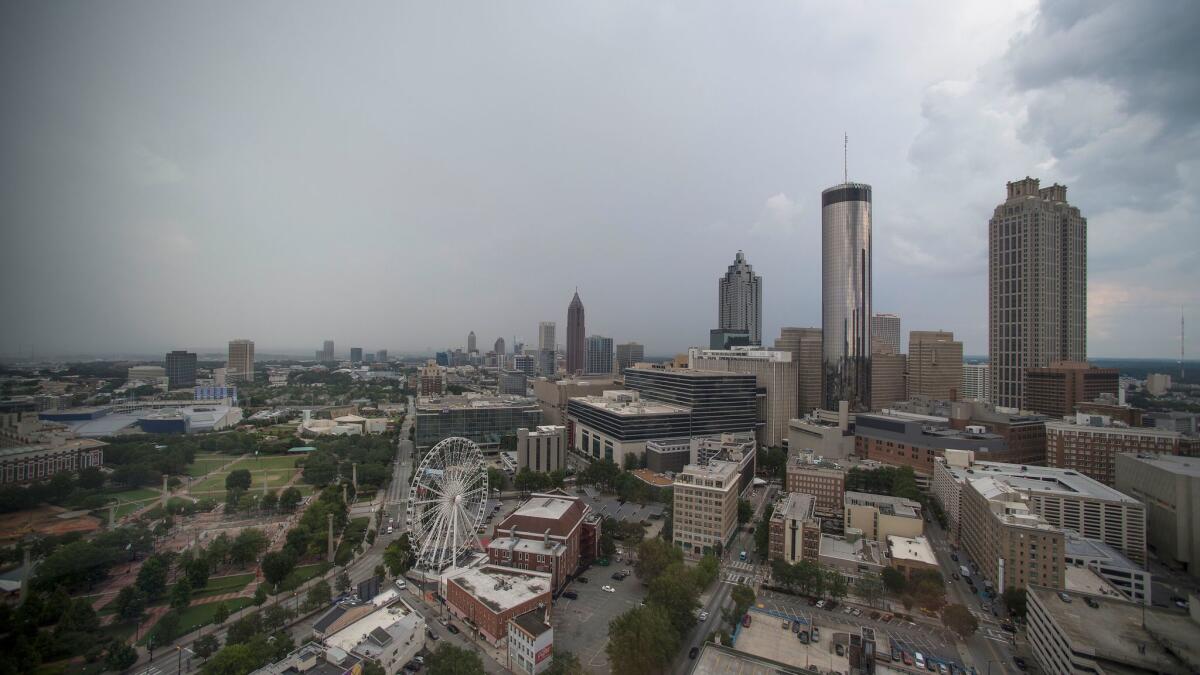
[722,560,765,585]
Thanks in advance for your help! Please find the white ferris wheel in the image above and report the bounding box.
[407,436,489,570]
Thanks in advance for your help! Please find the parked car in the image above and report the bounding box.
[427,629,439,641]
[563,591,578,600]
[891,646,901,661]
[950,553,958,561]
[781,620,790,630]
[851,608,862,616]
[816,600,826,609]
[810,626,819,641]
[611,573,624,580]
[602,585,615,593]
[1013,656,1028,671]
[798,631,809,644]
[836,643,845,657]
[791,622,800,633]
[902,652,913,666]
[446,624,460,635]
[698,611,709,622]
[869,611,881,620]
[577,576,589,583]
[1058,592,1072,603]
[689,647,699,659]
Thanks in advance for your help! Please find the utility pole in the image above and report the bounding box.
[352,462,358,490]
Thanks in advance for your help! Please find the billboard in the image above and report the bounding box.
[535,645,552,663]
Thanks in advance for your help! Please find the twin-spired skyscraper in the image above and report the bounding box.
[821,182,873,411]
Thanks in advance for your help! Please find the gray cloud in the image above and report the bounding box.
[0,1,1195,359]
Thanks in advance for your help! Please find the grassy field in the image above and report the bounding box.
[242,455,301,470]
[108,487,161,502]
[192,573,255,599]
[187,457,234,477]
[137,597,255,644]
[275,562,332,593]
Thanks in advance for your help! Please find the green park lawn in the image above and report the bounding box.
[108,487,161,502]
[242,455,301,470]
[174,596,255,635]
[187,457,234,477]
[192,573,255,599]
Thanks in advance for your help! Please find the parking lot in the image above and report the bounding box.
[550,564,648,672]
[575,486,666,523]
[757,589,966,671]
[735,608,852,673]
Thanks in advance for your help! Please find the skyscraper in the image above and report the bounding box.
[907,330,963,400]
[165,350,197,389]
[871,314,901,355]
[322,340,335,361]
[538,321,557,376]
[961,363,990,402]
[377,349,388,363]
[227,339,255,383]
[775,327,823,414]
[614,342,644,376]
[718,251,762,346]
[989,178,1087,409]
[350,347,363,363]
[494,337,506,359]
[468,331,477,354]
[566,291,585,375]
[585,335,614,375]
[822,182,872,411]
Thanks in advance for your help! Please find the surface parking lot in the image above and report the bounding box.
[735,609,851,673]
[550,565,647,672]
[757,590,966,672]
[575,486,666,523]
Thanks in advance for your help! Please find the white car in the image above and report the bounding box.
[602,585,616,593]
[816,600,826,609]
[698,611,709,622]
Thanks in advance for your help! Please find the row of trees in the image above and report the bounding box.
[770,558,849,599]
[0,586,113,673]
[606,539,723,674]
[881,567,947,611]
[845,465,921,502]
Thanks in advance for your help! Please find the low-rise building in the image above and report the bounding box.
[487,491,599,592]
[507,609,554,675]
[0,439,105,484]
[886,535,938,580]
[843,491,922,542]
[499,370,529,396]
[1026,585,1199,674]
[1046,413,1197,486]
[1115,453,1200,580]
[785,456,845,517]
[854,412,1007,478]
[443,565,553,646]
[531,377,621,426]
[960,477,1065,591]
[249,642,363,675]
[516,426,566,474]
[1063,530,1151,605]
[567,390,691,466]
[768,492,821,564]
[788,408,855,459]
[819,531,886,578]
[1024,361,1118,418]
[323,598,426,675]
[673,460,740,558]
[932,450,1147,565]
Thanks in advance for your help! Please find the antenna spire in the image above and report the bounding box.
[1182,306,1186,381]
[844,133,848,184]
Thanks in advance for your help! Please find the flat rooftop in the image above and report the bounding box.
[511,609,552,639]
[678,460,740,482]
[773,493,816,522]
[511,495,574,521]
[1029,585,1198,673]
[820,534,883,565]
[844,491,921,518]
[416,395,537,410]
[569,394,690,416]
[324,602,418,657]
[447,565,551,614]
[1063,530,1139,569]
[1118,453,1200,477]
[964,461,1141,503]
[887,535,937,566]
[631,468,673,487]
[688,642,812,675]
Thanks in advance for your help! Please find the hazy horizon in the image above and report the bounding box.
[2,1,1196,360]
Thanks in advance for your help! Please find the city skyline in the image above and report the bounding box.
[1,2,1195,360]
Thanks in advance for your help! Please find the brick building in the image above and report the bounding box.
[1024,361,1118,418]
[443,565,552,646]
[784,456,845,517]
[768,492,821,564]
[487,491,600,592]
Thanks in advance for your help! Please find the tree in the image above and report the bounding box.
[213,601,231,626]
[279,486,303,512]
[260,490,278,512]
[186,554,211,590]
[106,642,138,672]
[606,605,678,675]
[336,571,351,593]
[263,603,293,631]
[230,528,268,566]
[307,580,332,608]
[634,538,682,585]
[754,503,774,558]
[194,633,220,661]
[383,534,414,576]
[694,554,720,589]
[854,573,885,608]
[57,598,100,634]
[78,466,106,489]
[361,660,387,675]
[941,603,979,639]
[115,585,147,622]
[253,586,268,606]
[881,567,907,595]
[825,567,848,601]
[225,469,253,491]
[1002,587,1028,620]
[730,583,756,623]
[137,554,169,599]
[647,563,701,637]
[302,451,340,486]
[261,550,296,589]
[170,577,194,611]
[31,540,116,591]
[427,642,484,675]
[737,498,753,524]
[153,610,182,643]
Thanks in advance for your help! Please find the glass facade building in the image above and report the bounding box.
[415,397,542,451]
[622,368,758,436]
[821,182,872,411]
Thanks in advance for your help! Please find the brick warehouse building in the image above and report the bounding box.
[487,490,600,592]
[443,565,552,646]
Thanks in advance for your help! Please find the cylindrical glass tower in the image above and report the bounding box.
[821,182,872,411]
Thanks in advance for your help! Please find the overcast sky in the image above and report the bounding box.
[2,0,1197,359]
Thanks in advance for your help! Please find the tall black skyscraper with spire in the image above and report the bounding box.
[566,291,586,375]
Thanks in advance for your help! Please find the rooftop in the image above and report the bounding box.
[488,537,565,557]
[416,395,538,411]
[688,642,813,675]
[510,609,552,639]
[631,468,673,487]
[324,601,421,660]
[569,392,690,417]
[887,535,937,566]
[1063,530,1140,570]
[1118,453,1200,477]
[844,491,921,518]
[446,565,551,614]
[945,460,1141,503]
[820,534,884,566]
[969,477,1060,532]
[496,492,590,538]
[1064,566,1124,600]
[773,492,817,522]
[1029,585,1198,673]
[688,347,792,362]
[677,459,740,484]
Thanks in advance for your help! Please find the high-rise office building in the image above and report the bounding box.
[774,327,823,414]
[688,347,797,447]
[614,342,644,376]
[822,182,872,411]
[718,250,762,346]
[871,314,901,355]
[376,349,388,363]
[512,353,536,376]
[350,347,363,363]
[566,291,585,375]
[468,331,477,354]
[322,340,335,361]
[227,339,255,383]
[907,330,963,400]
[165,350,197,389]
[961,363,990,402]
[494,337,506,363]
[989,178,1087,409]
[1024,361,1118,418]
[870,352,907,410]
[538,322,555,352]
[585,335,613,375]
[623,366,758,437]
